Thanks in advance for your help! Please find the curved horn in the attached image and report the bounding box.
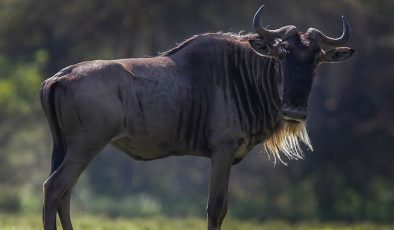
[307,16,351,47]
[253,5,297,40]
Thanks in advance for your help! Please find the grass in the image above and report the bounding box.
[0,213,393,230]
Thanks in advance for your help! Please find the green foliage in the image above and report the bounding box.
[0,50,45,116]
[0,48,50,215]
[365,178,394,222]
[0,187,20,213]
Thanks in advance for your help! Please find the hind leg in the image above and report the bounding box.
[43,160,89,230]
[43,140,105,230]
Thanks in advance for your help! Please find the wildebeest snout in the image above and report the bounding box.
[281,101,307,122]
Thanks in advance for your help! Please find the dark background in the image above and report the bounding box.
[0,0,393,223]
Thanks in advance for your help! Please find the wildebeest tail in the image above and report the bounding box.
[40,78,66,174]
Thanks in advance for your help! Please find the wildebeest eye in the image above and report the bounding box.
[248,38,275,56]
[261,44,269,53]
[334,51,349,59]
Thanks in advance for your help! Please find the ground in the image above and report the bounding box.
[0,214,392,230]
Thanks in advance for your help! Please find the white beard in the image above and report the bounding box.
[263,120,313,165]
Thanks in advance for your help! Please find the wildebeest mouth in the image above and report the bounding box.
[281,106,307,123]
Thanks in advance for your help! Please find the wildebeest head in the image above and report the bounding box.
[249,5,355,123]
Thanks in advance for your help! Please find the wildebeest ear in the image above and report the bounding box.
[248,38,274,56]
[321,47,355,63]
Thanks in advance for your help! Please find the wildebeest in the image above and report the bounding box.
[41,5,354,230]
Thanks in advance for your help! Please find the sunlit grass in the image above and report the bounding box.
[0,213,392,230]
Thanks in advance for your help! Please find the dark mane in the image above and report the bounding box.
[160,34,200,56]
[160,32,257,56]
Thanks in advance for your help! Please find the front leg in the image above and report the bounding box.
[207,145,236,230]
